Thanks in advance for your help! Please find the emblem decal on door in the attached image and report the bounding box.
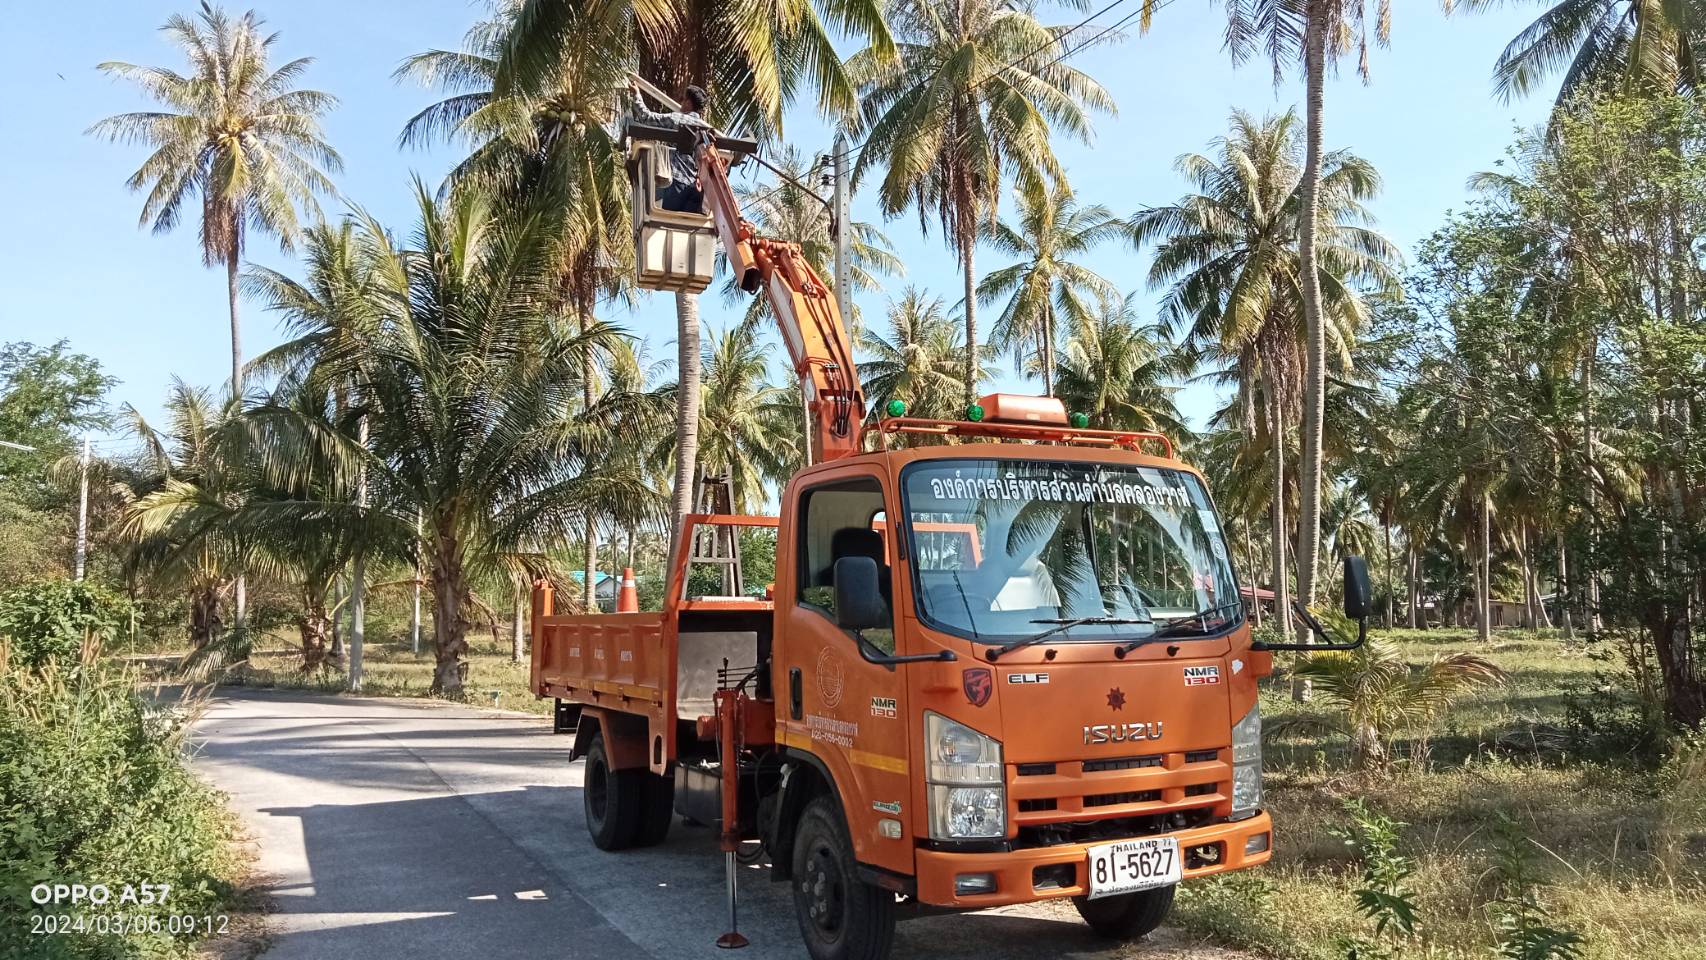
[962,668,993,707]
[816,647,846,709]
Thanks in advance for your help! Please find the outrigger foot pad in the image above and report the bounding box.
[715,932,749,949]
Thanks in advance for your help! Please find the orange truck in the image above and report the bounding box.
[531,110,1372,960]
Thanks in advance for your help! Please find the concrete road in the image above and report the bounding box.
[188,688,1247,960]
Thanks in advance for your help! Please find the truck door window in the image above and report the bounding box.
[797,478,895,652]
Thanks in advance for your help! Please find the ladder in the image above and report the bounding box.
[689,476,744,596]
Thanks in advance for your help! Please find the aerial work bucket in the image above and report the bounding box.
[627,132,717,294]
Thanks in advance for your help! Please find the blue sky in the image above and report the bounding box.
[0,1,1553,451]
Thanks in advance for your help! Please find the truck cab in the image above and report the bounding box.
[769,441,1273,932]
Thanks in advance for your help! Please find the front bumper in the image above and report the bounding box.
[913,811,1273,908]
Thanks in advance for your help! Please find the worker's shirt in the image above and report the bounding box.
[632,96,711,185]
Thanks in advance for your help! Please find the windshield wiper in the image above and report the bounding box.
[987,616,1152,661]
[1115,601,1245,657]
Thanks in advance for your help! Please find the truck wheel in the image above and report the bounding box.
[1072,884,1176,940]
[583,733,641,850]
[633,771,674,847]
[791,796,896,960]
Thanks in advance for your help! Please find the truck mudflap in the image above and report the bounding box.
[912,812,1273,909]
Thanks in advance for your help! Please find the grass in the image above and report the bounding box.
[1172,627,1706,960]
[162,625,1706,959]
[173,632,552,716]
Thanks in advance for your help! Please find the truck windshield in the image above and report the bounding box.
[901,459,1240,642]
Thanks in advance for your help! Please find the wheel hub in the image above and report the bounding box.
[801,844,844,936]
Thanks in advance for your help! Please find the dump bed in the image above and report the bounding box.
[531,514,779,766]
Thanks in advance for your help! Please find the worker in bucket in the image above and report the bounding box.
[630,79,711,213]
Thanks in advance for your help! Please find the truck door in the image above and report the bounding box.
[777,471,913,876]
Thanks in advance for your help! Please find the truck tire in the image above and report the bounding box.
[583,733,641,850]
[1072,884,1175,940]
[633,771,674,847]
[790,796,896,960]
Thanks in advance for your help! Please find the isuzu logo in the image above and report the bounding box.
[1083,721,1164,745]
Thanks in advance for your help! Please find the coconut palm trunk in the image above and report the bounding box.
[1265,383,1294,645]
[1556,530,1573,639]
[1478,493,1493,641]
[1041,302,1055,396]
[1294,0,1330,614]
[227,250,251,635]
[962,244,979,405]
[430,534,472,695]
[669,291,703,567]
[1407,544,1420,628]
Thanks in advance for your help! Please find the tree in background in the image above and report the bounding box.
[1458,0,1705,104]
[849,0,1114,404]
[1218,0,1399,619]
[978,183,1122,395]
[1132,110,1397,650]
[660,319,800,514]
[0,342,116,584]
[859,287,980,425]
[1052,293,1190,436]
[90,3,341,403]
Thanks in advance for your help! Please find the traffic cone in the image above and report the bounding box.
[617,567,640,613]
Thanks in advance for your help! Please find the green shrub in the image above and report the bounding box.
[1332,799,1421,959]
[0,652,236,959]
[0,580,131,670]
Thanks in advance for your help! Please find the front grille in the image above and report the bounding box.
[1083,754,1163,773]
[1086,789,1162,807]
[1008,748,1231,844]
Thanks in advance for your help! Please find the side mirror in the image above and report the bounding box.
[1343,555,1372,621]
[833,556,887,632]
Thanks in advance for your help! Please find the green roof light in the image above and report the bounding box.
[886,399,908,417]
[965,403,985,423]
[1069,411,1090,429]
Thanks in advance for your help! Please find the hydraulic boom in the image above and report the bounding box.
[690,129,865,464]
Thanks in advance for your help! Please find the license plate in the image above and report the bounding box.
[1086,837,1181,899]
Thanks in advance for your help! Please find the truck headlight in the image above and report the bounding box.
[925,712,1005,840]
[1230,703,1262,820]
[928,785,1005,839]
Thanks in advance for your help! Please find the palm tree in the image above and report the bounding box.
[288,182,660,694]
[90,3,342,402]
[1455,0,1704,103]
[1052,293,1191,437]
[977,183,1122,395]
[1220,0,1396,616]
[849,0,1114,404]
[671,319,801,513]
[858,287,979,424]
[1269,633,1506,769]
[116,380,240,651]
[495,0,893,568]
[1132,110,1398,647]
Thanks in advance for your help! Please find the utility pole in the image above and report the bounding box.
[831,132,852,323]
[74,435,90,581]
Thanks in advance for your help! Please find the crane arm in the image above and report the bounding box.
[692,131,865,463]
